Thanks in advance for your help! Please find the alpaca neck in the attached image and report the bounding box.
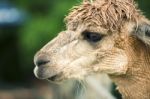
[111,68,150,99]
[110,37,150,99]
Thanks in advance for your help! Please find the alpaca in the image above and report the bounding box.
[34,0,150,99]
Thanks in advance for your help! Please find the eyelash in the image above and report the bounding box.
[82,31,104,43]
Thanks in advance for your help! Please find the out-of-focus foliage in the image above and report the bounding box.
[136,0,150,18]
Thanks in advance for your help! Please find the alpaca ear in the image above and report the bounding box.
[135,24,150,45]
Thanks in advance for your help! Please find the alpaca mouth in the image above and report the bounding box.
[47,72,63,82]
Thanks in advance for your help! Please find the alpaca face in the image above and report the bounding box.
[34,23,129,82]
[33,0,150,83]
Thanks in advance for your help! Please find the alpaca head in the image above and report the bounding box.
[34,0,150,83]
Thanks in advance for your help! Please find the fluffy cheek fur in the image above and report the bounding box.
[58,48,128,80]
[61,55,97,80]
[53,39,128,80]
[93,49,128,75]
[51,40,97,80]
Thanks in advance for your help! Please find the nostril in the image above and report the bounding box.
[34,52,50,67]
[36,59,50,67]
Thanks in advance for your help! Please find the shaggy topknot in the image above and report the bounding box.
[65,0,142,32]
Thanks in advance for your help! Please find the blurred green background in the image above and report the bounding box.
[0,0,149,99]
[0,0,78,83]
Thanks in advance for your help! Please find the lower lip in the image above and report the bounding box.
[47,74,63,83]
[48,75,58,81]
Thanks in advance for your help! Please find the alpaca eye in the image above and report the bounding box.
[83,31,103,42]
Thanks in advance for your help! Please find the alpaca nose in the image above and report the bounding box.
[35,59,50,67]
[34,53,50,67]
